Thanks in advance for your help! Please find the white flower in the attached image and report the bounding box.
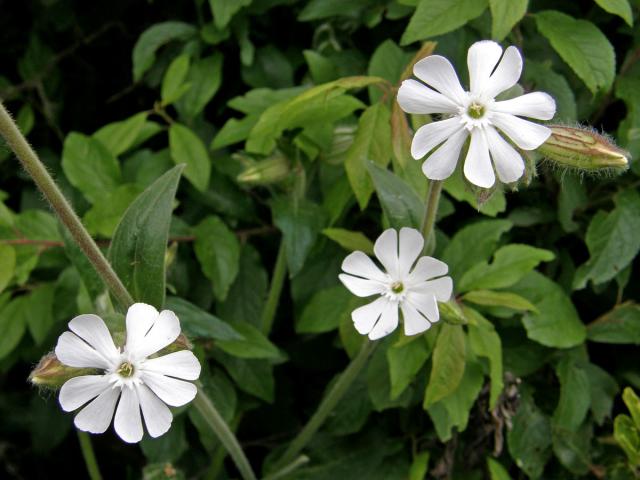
[397,40,556,188]
[339,228,453,340]
[54,303,201,443]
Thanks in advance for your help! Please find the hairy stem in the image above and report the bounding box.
[193,388,257,480]
[261,241,287,335]
[0,102,134,309]
[77,431,102,480]
[275,340,377,469]
[420,180,442,254]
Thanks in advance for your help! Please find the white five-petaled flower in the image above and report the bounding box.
[397,40,556,188]
[339,228,453,340]
[55,303,201,444]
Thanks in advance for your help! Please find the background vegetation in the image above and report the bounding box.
[1,0,640,478]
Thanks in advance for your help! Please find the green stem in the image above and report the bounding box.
[263,455,310,480]
[0,102,256,480]
[261,241,287,335]
[420,180,442,255]
[193,387,257,480]
[77,431,102,480]
[0,102,134,309]
[275,340,377,469]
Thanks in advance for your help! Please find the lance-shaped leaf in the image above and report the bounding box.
[108,165,184,308]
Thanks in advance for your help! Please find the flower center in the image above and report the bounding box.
[117,361,135,378]
[467,102,485,119]
[390,281,404,294]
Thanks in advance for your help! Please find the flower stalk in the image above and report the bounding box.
[77,431,103,480]
[261,241,287,335]
[420,180,442,255]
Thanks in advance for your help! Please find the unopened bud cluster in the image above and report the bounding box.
[537,125,629,172]
[237,151,290,185]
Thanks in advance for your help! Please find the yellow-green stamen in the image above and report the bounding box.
[117,361,135,377]
[467,102,485,119]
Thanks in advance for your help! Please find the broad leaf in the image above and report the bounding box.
[588,302,640,344]
[489,0,528,41]
[169,123,211,192]
[322,228,374,255]
[424,324,466,407]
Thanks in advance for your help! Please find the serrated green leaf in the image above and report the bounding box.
[535,11,615,93]
[169,123,211,192]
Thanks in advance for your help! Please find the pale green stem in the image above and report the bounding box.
[193,388,256,480]
[0,102,134,309]
[274,340,377,469]
[263,455,310,480]
[420,180,442,255]
[77,431,102,480]
[0,102,256,480]
[261,241,287,335]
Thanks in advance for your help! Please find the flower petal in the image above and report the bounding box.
[406,256,449,285]
[341,251,387,282]
[467,40,503,96]
[413,55,467,105]
[74,385,120,434]
[142,370,197,407]
[137,384,173,438]
[463,130,495,188]
[114,386,143,443]
[491,112,551,150]
[398,227,424,278]
[485,126,525,184]
[407,292,440,323]
[352,297,388,335]
[339,274,386,297]
[125,303,159,353]
[397,79,459,115]
[68,314,119,363]
[411,117,465,160]
[400,302,431,336]
[413,277,454,302]
[422,129,469,181]
[368,300,399,340]
[55,331,113,369]
[59,375,110,412]
[142,350,201,381]
[483,46,523,98]
[134,310,181,359]
[374,229,399,278]
[493,92,556,120]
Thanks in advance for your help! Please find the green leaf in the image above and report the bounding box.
[616,77,640,162]
[552,422,592,475]
[367,162,425,229]
[164,296,241,341]
[0,244,15,293]
[487,458,512,480]
[424,324,466,407]
[553,356,591,431]
[0,296,28,359]
[441,219,512,282]
[304,50,338,84]
[524,60,577,122]
[367,40,412,102]
[588,302,640,344]
[322,228,374,255]
[443,167,506,217]
[409,452,430,480]
[467,309,503,409]
[345,103,392,209]
[93,112,149,157]
[556,174,587,232]
[507,394,552,478]
[574,189,640,289]
[169,123,211,192]
[462,290,537,312]
[216,321,282,359]
[108,165,184,308]
[60,226,105,302]
[141,416,187,462]
[271,198,327,276]
[510,272,586,349]
[297,285,358,334]
[161,54,191,106]
[585,363,618,425]
[459,244,555,292]
[216,353,275,402]
[614,414,640,466]
[61,133,121,204]
[594,0,633,25]
[132,22,197,81]
[489,0,528,41]
[26,283,56,345]
[83,184,142,237]
[387,337,431,399]
[208,0,251,29]
[193,216,241,301]
[623,387,640,430]
[176,53,223,118]
[401,0,489,45]
[535,11,615,93]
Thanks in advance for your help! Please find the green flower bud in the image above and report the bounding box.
[237,152,290,185]
[29,353,96,389]
[439,300,467,325]
[537,126,629,172]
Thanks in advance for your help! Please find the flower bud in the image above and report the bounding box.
[29,353,95,389]
[537,126,629,172]
[439,300,467,325]
[237,151,290,185]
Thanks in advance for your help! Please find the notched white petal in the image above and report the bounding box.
[422,129,468,181]
[373,229,399,278]
[467,40,503,95]
[137,384,173,438]
[142,371,198,407]
[464,130,495,188]
[397,79,459,115]
[483,46,523,98]
[413,55,466,105]
[135,310,181,359]
[398,228,424,278]
[351,297,388,335]
[68,314,119,363]
[114,386,143,443]
[59,375,110,412]
[368,300,399,340]
[411,117,464,160]
[55,331,112,370]
[125,303,159,353]
[492,113,552,150]
[406,256,449,285]
[493,92,556,120]
[341,251,387,282]
[74,386,120,434]
[485,126,525,184]
[142,350,201,381]
[339,274,386,297]
[401,302,431,336]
